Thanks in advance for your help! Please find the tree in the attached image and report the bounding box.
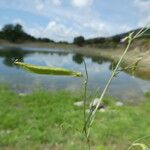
[2,24,15,42]
[1,24,24,42]
[72,54,84,64]
[112,35,121,43]
[14,24,23,35]
[73,36,85,46]
[0,24,36,42]
[2,24,14,32]
[13,24,24,42]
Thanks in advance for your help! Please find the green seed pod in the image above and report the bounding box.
[15,61,83,77]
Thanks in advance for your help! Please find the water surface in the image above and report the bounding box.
[0,46,150,103]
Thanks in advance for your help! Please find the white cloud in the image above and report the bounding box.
[134,0,150,26]
[23,21,79,42]
[12,18,26,26]
[134,0,150,12]
[52,0,61,6]
[44,21,79,40]
[71,0,93,8]
[118,25,133,33]
[35,0,61,11]
[11,17,133,42]
[1,0,146,41]
[36,2,44,11]
[83,21,109,37]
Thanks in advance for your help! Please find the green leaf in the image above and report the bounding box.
[15,61,83,77]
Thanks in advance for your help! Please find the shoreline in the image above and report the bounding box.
[0,41,150,80]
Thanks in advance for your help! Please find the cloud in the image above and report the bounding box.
[118,25,133,33]
[71,0,93,8]
[83,21,109,37]
[134,0,150,12]
[35,0,61,11]
[1,0,147,41]
[11,17,133,42]
[22,21,79,42]
[134,0,150,25]
[1,0,62,13]
[35,1,45,11]
[12,18,26,26]
[52,0,61,6]
[43,21,79,40]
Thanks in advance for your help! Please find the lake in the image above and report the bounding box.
[0,46,150,103]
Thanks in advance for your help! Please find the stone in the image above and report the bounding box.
[90,98,106,111]
[18,93,27,96]
[74,101,84,107]
[115,101,124,106]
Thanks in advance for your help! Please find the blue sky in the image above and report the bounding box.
[0,0,150,42]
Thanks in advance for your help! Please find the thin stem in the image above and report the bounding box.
[134,23,150,39]
[83,59,91,150]
[83,59,88,127]
[85,36,133,131]
[135,27,150,39]
[82,25,149,149]
[128,135,150,150]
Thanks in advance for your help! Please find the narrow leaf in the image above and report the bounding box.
[15,61,83,77]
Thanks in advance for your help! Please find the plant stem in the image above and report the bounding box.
[83,59,88,128]
[85,35,133,130]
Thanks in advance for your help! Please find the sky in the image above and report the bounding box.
[0,0,150,42]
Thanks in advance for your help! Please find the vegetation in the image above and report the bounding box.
[0,86,150,150]
[73,36,85,46]
[0,24,55,43]
[0,23,149,149]
[37,38,54,43]
[75,28,150,48]
[81,29,150,149]
[0,24,36,43]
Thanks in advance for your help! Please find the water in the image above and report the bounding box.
[0,46,150,103]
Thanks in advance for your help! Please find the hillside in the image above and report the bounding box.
[74,28,150,49]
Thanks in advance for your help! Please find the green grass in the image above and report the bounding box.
[0,86,150,150]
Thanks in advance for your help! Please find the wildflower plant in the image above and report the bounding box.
[15,24,150,149]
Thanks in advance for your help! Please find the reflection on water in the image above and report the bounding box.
[72,54,84,64]
[0,46,150,103]
[0,47,28,67]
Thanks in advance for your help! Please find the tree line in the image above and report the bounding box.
[0,23,149,46]
[0,24,55,43]
[73,28,150,47]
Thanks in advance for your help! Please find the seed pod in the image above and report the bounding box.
[15,61,83,77]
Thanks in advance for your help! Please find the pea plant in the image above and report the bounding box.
[82,25,150,149]
[15,25,149,150]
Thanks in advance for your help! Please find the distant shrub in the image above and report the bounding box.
[0,23,36,43]
[57,41,69,44]
[85,37,106,44]
[112,35,121,43]
[73,36,85,46]
[37,38,54,43]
